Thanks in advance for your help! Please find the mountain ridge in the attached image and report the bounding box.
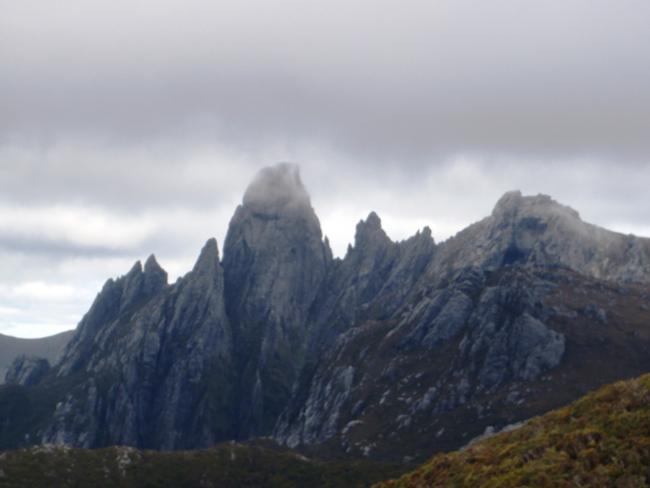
[1,164,650,464]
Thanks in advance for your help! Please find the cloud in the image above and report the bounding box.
[0,203,158,255]
[0,140,256,209]
[242,163,313,216]
[0,279,94,338]
[11,282,77,301]
[2,0,650,161]
[1,0,649,337]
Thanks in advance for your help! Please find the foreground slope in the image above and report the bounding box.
[0,441,403,488]
[378,373,650,487]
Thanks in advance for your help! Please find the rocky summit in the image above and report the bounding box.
[2,164,650,464]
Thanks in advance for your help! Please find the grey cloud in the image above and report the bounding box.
[2,0,650,162]
[0,234,133,258]
[0,140,256,209]
[243,163,311,211]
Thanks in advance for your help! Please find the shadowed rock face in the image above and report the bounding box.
[223,163,331,437]
[5,355,51,387]
[5,165,650,463]
[45,242,235,449]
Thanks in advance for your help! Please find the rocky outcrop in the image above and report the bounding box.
[58,255,169,376]
[271,190,650,459]
[5,355,50,386]
[428,191,650,283]
[223,163,332,437]
[455,272,566,390]
[311,214,435,343]
[3,166,650,464]
[44,240,235,449]
[273,266,566,451]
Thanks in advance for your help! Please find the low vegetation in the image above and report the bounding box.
[0,440,404,488]
[377,373,650,487]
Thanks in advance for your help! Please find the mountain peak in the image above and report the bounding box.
[492,190,581,221]
[193,238,220,274]
[492,190,523,213]
[364,211,382,230]
[144,254,168,293]
[242,163,311,216]
[354,212,390,248]
[144,254,161,272]
[126,260,143,277]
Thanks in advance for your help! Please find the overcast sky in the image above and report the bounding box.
[1,0,649,337]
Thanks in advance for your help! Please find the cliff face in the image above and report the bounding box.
[273,192,650,460]
[43,241,235,449]
[4,164,650,462]
[223,163,331,437]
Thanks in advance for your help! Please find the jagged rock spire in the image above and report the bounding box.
[192,238,221,275]
[29,173,650,459]
[144,254,168,294]
[353,211,391,253]
[223,163,331,438]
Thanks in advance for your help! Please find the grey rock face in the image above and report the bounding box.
[428,191,650,284]
[458,274,565,391]
[279,363,357,448]
[58,255,168,376]
[401,267,480,349]
[5,171,650,462]
[274,266,566,449]
[317,214,436,340]
[5,355,50,386]
[223,163,331,437]
[583,303,608,324]
[45,240,234,449]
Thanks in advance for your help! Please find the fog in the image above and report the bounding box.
[243,163,312,212]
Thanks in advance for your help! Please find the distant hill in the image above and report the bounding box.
[377,373,650,487]
[0,330,74,383]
